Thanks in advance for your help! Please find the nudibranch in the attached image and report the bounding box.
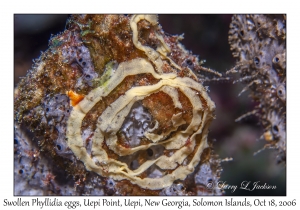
[14,15,222,195]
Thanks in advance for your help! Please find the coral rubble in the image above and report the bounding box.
[228,15,286,163]
[14,15,222,195]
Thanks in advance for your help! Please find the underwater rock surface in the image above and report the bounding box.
[228,15,286,163]
[14,15,222,195]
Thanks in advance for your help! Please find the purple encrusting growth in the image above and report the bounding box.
[61,32,98,89]
[43,94,74,159]
[159,183,187,195]
[121,102,153,147]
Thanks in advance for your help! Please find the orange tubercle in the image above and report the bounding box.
[66,90,84,106]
